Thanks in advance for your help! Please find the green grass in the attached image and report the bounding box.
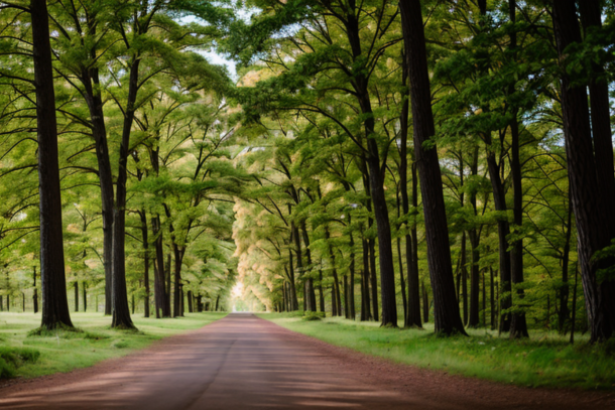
[259,313,615,390]
[0,311,226,379]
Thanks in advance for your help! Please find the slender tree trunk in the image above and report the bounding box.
[31,0,73,330]
[166,254,172,313]
[559,194,573,333]
[468,147,481,328]
[344,8,396,326]
[288,244,298,310]
[172,245,184,317]
[396,195,408,323]
[74,282,79,312]
[349,229,356,320]
[508,0,529,339]
[33,266,38,314]
[422,280,429,323]
[81,67,114,317]
[490,267,496,330]
[553,0,615,342]
[368,237,379,321]
[461,232,468,325]
[151,216,168,318]
[400,0,466,335]
[400,55,422,328]
[301,224,317,312]
[111,57,140,329]
[318,267,325,313]
[140,211,150,318]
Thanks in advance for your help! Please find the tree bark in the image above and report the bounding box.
[33,266,38,314]
[31,0,73,330]
[301,223,317,312]
[139,211,150,318]
[110,56,140,329]
[361,237,371,321]
[400,0,466,335]
[552,0,615,342]
[508,0,529,339]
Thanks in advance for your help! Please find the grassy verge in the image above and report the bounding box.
[259,312,615,390]
[0,311,226,379]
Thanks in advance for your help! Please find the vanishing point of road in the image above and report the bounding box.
[0,314,612,409]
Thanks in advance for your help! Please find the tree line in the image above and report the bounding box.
[229,0,615,343]
[1,0,614,344]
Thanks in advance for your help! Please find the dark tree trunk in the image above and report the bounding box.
[152,216,168,317]
[215,295,220,312]
[408,161,422,327]
[81,69,114,316]
[292,223,306,312]
[318,267,325,313]
[287,245,299,310]
[579,0,615,234]
[553,0,615,342]
[422,280,429,323]
[33,266,38,314]
[172,244,184,317]
[400,55,422,328]
[301,224,317,312]
[368,237,379,321]
[490,268,496,330]
[344,275,350,319]
[187,291,193,313]
[461,232,468,325]
[361,237,371,321]
[345,7,396,326]
[31,0,73,330]
[559,194,573,333]
[400,0,466,335]
[348,229,356,319]
[468,147,481,328]
[166,254,172,313]
[140,211,150,318]
[508,0,529,339]
[325,227,342,316]
[110,57,140,329]
[74,282,79,312]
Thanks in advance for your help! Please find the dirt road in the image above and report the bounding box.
[0,313,612,409]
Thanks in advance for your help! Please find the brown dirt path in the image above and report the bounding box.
[0,313,613,409]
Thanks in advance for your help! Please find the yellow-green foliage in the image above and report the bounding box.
[261,314,615,390]
[0,312,226,379]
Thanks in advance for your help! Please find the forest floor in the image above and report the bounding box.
[0,313,612,409]
[259,312,615,390]
[0,311,227,380]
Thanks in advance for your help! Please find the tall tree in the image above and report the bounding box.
[399,0,466,335]
[30,0,73,330]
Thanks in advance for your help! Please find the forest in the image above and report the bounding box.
[1,0,615,349]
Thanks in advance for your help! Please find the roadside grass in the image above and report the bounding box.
[259,312,615,390]
[0,311,226,379]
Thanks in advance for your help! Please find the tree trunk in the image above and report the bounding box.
[287,245,299,310]
[559,194,573,333]
[140,211,150,318]
[110,57,140,329]
[318,267,325,313]
[468,147,481,328]
[508,0,529,339]
[31,0,73,330]
[361,237,371,321]
[349,229,356,320]
[345,8,396,326]
[553,0,615,342]
[579,0,615,235]
[461,232,468,325]
[151,216,168,318]
[301,224,317,312]
[74,282,79,312]
[422,280,429,323]
[33,266,38,314]
[400,0,466,335]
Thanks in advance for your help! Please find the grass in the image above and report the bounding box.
[0,311,226,379]
[259,312,615,390]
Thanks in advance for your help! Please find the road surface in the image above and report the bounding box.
[0,314,612,409]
